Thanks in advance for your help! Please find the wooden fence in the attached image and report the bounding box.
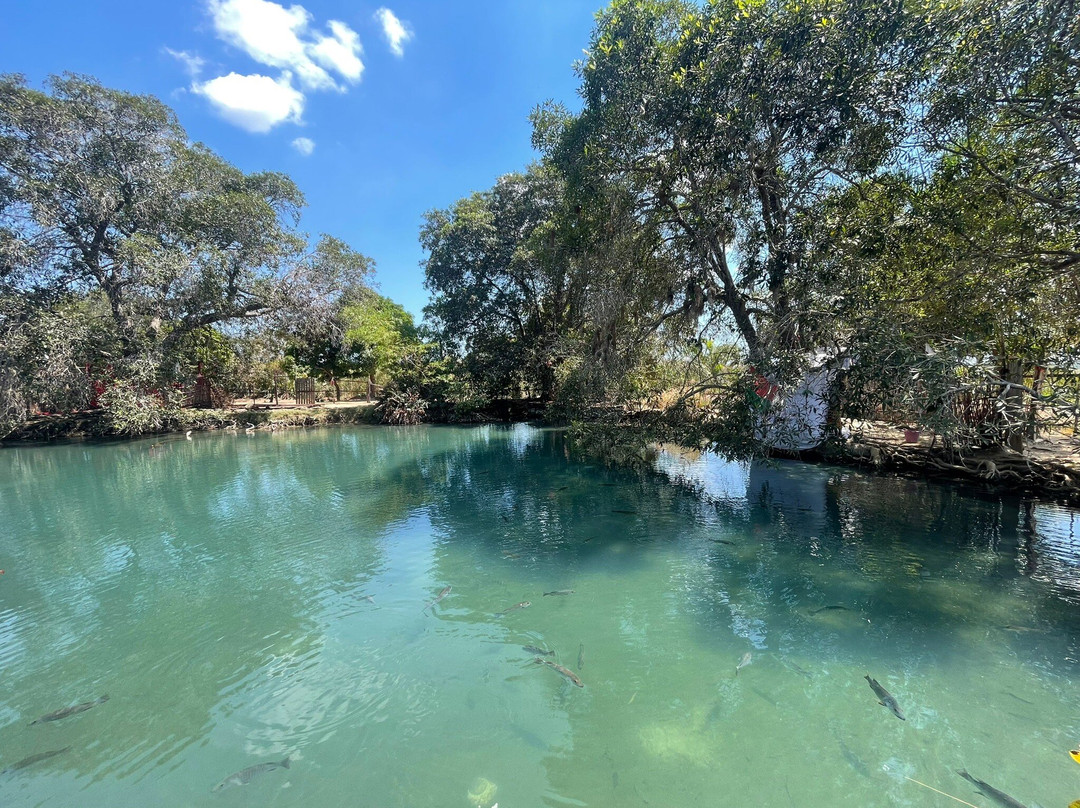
[189,375,384,408]
[295,377,317,406]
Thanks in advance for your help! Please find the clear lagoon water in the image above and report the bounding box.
[1,424,1078,807]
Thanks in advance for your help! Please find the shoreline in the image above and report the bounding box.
[0,403,381,444]
[789,425,1080,508]
[4,407,1078,507]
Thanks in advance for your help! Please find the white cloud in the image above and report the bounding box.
[193,72,304,132]
[164,47,205,77]
[208,0,363,90]
[311,20,364,83]
[291,136,315,156]
[375,8,412,57]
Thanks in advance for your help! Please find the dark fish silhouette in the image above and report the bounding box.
[836,736,869,778]
[422,585,451,613]
[2,747,70,774]
[30,695,108,724]
[212,757,290,792]
[523,645,554,657]
[811,605,850,615]
[1002,690,1033,706]
[577,643,585,671]
[611,509,637,515]
[865,675,904,720]
[536,658,583,687]
[498,601,530,615]
[956,770,1028,808]
[784,660,813,679]
[544,589,574,596]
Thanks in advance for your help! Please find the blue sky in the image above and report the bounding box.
[0,1,601,319]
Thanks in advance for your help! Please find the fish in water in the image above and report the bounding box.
[535,658,584,688]
[543,589,575,596]
[30,695,109,724]
[498,601,530,615]
[212,757,291,792]
[865,675,905,720]
[956,770,1028,808]
[835,736,870,779]
[577,643,585,671]
[1001,625,1042,633]
[1,747,70,774]
[422,585,452,613]
[363,595,375,604]
[784,660,813,679]
[611,509,637,515]
[1002,690,1033,706]
[523,645,554,657]
[811,605,850,615]
[711,539,735,545]
[735,652,752,676]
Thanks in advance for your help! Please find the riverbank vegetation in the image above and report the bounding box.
[2,0,1079,483]
[0,74,423,436]
[420,0,1080,461]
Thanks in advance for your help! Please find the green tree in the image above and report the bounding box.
[421,165,579,400]
[543,0,934,368]
[342,292,419,387]
[0,74,372,429]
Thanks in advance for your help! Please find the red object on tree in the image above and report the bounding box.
[753,375,780,402]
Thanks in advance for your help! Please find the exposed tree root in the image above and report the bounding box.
[813,434,1080,506]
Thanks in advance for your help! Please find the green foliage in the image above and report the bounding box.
[421,165,575,400]
[424,0,1080,456]
[342,292,419,380]
[97,358,187,436]
[549,0,934,359]
[0,74,373,418]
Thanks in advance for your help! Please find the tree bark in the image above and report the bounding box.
[1001,358,1026,452]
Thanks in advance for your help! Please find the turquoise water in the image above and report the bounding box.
[1,425,1078,808]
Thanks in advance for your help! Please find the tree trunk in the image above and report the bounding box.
[1001,358,1026,452]
[538,358,556,403]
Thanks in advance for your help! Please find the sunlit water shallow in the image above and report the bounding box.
[1,425,1078,807]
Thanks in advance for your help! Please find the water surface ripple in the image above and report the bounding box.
[0,425,1078,807]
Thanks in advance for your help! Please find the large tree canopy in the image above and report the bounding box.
[0,73,371,362]
[421,166,580,400]
[422,163,685,403]
[420,0,1080,453]
[0,74,373,429]
[540,0,936,364]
